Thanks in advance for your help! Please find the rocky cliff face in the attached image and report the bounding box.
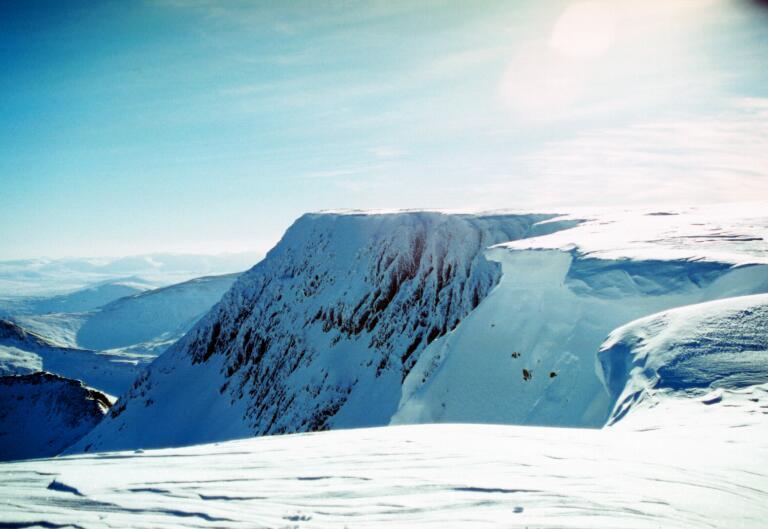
[70,208,768,453]
[71,212,563,451]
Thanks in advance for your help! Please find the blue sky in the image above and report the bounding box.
[1,0,767,259]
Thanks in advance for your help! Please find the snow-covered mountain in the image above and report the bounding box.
[0,273,240,395]
[75,273,241,351]
[0,372,110,461]
[0,277,152,317]
[0,252,260,298]
[72,212,569,450]
[12,274,240,354]
[71,206,768,452]
[0,319,142,395]
[6,262,767,526]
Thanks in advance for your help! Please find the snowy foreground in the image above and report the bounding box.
[1,397,766,529]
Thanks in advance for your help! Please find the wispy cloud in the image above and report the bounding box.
[514,98,768,206]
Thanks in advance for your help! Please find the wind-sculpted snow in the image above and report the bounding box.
[3,419,768,528]
[500,203,768,265]
[392,249,768,428]
[598,293,768,425]
[72,212,563,451]
[0,372,111,461]
[392,204,768,428]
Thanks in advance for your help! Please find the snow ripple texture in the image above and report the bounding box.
[3,419,767,529]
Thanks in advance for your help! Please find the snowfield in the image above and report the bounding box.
[499,203,768,265]
[1,412,766,528]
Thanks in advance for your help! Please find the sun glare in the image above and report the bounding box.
[550,1,616,59]
[500,1,617,119]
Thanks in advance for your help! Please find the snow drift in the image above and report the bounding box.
[598,293,768,425]
[4,419,768,528]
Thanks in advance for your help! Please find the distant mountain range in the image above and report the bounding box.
[0,252,261,298]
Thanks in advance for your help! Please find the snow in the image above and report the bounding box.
[70,212,568,452]
[0,253,260,299]
[393,249,768,428]
[498,203,768,265]
[0,273,239,395]
[0,345,41,374]
[11,312,89,349]
[0,318,143,396]
[1,417,767,528]
[75,273,240,351]
[0,372,110,461]
[0,278,153,316]
[69,206,768,452]
[598,293,768,424]
[8,273,240,356]
[0,205,767,526]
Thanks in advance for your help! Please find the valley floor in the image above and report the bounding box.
[2,388,766,529]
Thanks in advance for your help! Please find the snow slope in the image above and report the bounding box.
[392,250,767,428]
[393,205,768,428]
[0,273,240,396]
[0,277,153,317]
[71,207,768,452]
[11,273,240,355]
[2,419,767,528]
[0,372,110,461]
[75,273,241,351]
[598,293,768,425]
[0,319,143,396]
